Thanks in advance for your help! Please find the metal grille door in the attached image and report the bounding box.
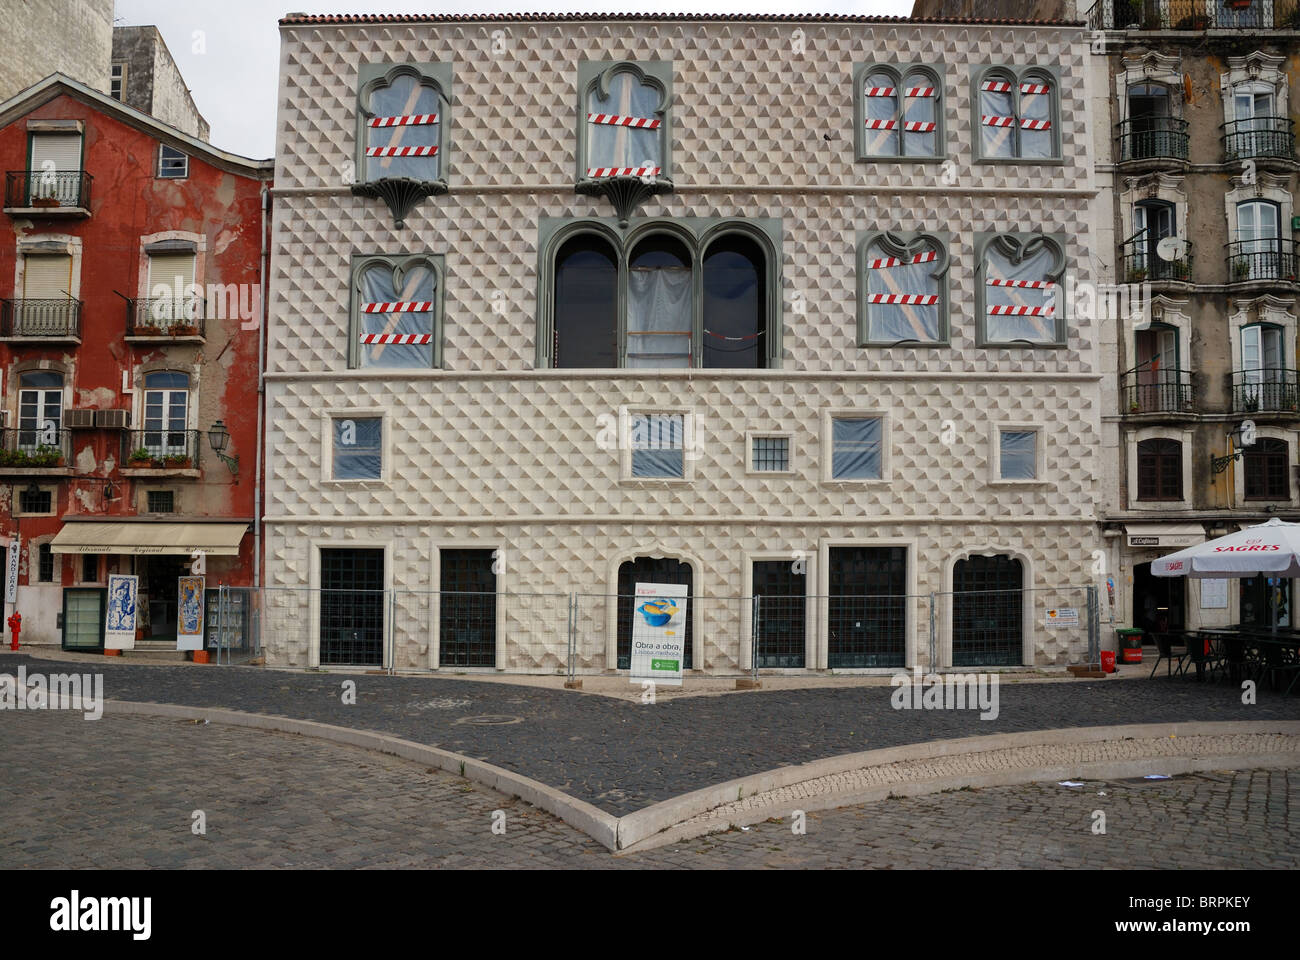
[828,547,906,668]
[319,548,384,665]
[617,557,693,670]
[952,555,1024,666]
[439,549,496,667]
[754,560,805,668]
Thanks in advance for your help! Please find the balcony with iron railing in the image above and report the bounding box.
[1116,117,1189,165]
[1222,117,1297,164]
[0,426,73,473]
[3,170,92,215]
[125,297,206,342]
[1120,235,1192,285]
[120,429,202,474]
[0,298,82,341]
[1121,369,1195,415]
[1226,239,1299,286]
[1230,369,1300,414]
[1087,0,1300,30]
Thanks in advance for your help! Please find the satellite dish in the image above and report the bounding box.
[1157,237,1187,262]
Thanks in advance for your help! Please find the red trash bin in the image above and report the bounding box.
[1100,650,1116,673]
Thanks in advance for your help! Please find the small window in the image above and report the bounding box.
[350,255,443,368]
[831,417,883,480]
[857,65,941,160]
[38,543,55,583]
[979,234,1065,346]
[751,436,790,473]
[332,417,382,480]
[158,145,188,179]
[630,413,685,479]
[1244,438,1290,500]
[110,62,126,101]
[147,490,175,513]
[17,487,52,513]
[976,68,1058,161]
[81,554,98,583]
[999,430,1038,480]
[1137,438,1183,501]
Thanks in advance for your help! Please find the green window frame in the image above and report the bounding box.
[854,62,945,162]
[348,253,446,369]
[536,216,783,370]
[856,229,950,346]
[355,62,452,187]
[576,60,673,186]
[971,64,1062,163]
[975,231,1067,348]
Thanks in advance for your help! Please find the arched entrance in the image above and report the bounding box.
[952,554,1024,666]
[617,556,693,670]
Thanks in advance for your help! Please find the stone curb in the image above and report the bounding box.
[103,700,621,851]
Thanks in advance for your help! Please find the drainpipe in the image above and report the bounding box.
[254,183,269,590]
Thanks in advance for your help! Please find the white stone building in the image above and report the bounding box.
[265,12,1103,674]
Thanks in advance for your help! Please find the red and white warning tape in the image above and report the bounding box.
[981,115,1016,128]
[586,166,661,178]
[361,302,435,313]
[587,113,661,129]
[866,86,937,98]
[367,114,438,127]
[866,294,939,305]
[867,250,938,269]
[1020,83,1051,95]
[365,145,438,157]
[981,80,1013,93]
[1019,118,1052,131]
[988,305,1054,316]
[360,333,433,345]
[987,278,1056,289]
[865,119,937,132]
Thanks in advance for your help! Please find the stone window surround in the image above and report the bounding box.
[1234,424,1299,508]
[1127,295,1192,389]
[936,545,1035,668]
[348,252,446,370]
[1220,51,1289,126]
[1119,173,1188,245]
[8,358,69,433]
[856,228,951,347]
[601,545,702,672]
[969,63,1063,164]
[12,482,57,518]
[1225,173,1293,252]
[1228,296,1297,372]
[131,360,200,436]
[744,430,795,475]
[322,406,390,487]
[988,421,1048,487]
[974,231,1068,348]
[575,59,673,186]
[739,550,813,672]
[852,61,946,163]
[13,233,83,302]
[1127,425,1194,510]
[1115,51,1184,123]
[820,406,892,486]
[355,62,451,186]
[135,230,206,301]
[31,535,58,583]
[618,404,696,485]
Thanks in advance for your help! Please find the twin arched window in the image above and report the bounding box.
[858,65,940,159]
[550,226,771,369]
[978,68,1057,160]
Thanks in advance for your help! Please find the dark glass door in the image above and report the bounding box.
[828,546,907,668]
[439,549,496,667]
[952,555,1024,666]
[319,548,385,665]
[754,560,805,668]
[617,557,693,670]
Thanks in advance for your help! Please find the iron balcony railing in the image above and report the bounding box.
[1222,117,1296,162]
[0,298,82,338]
[1231,369,1300,413]
[126,297,206,338]
[0,426,71,466]
[1117,116,1189,162]
[1121,368,1194,414]
[1226,239,1299,283]
[1120,235,1192,283]
[121,428,201,468]
[1087,0,1300,30]
[3,170,92,210]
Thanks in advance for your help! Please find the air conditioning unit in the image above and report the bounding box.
[65,408,96,429]
[95,409,129,429]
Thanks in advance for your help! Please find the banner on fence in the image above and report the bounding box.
[630,582,688,686]
[105,574,139,649]
[176,576,205,650]
[1045,606,1079,629]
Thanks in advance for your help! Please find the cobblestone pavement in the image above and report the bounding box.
[2,713,1295,869]
[4,652,1299,816]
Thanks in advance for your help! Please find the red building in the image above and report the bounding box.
[0,74,270,652]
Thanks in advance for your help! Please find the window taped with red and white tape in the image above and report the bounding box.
[367,114,438,127]
[366,75,440,179]
[864,241,942,341]
[357,262,437,366]
[864,72,938,157]
[587,71,662,176]
[984,243,1058,343]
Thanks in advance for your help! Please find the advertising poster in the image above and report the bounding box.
[105,574,139,650]
[630,581,689,686]
[177,576,205,650]
[1044,606,1079,630]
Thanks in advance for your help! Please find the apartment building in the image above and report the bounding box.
[0,74,270,651]
[1087,0,1300,637]
[265,12,1103,674]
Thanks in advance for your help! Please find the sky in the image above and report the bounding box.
[113,1,913,159]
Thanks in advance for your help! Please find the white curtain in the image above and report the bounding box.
[627,265,691,367]
[358,262,436,367]
[367,75,440,181]
[588,73,661,170]
[985,243,1057,344]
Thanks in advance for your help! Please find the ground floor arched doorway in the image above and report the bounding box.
[617,556,693,670]
[952,554,1024,666]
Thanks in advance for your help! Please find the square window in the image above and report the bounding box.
[17,487,52,514]
[332,417,382,480]
[831,417,883,479]
[630,413,685,479]
[147,490,175,513]
[158,145,188,179]
[751,436,790,472]
[999,430,1038,480]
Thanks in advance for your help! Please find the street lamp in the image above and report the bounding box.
[207,420,239,476]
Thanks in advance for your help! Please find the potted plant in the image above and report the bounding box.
[1127,266,1148,282]
[1232,258,1253,281]
[127,447,151,467]
[172,323,199,337]
[163,454,191,468]
[1129,400,1141,413]
[1244,396,1260,412]
[30,445,62,467]
[1172,260,1190,281]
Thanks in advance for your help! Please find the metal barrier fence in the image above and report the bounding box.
[241,584,1100,676]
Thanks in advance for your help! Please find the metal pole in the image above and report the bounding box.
[928,591,937,671]
[751,595,760,683]
[387,589,396,676]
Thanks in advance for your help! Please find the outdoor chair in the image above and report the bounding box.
[1258,639,1300,695]
[1149,632,1189,679]
[1186,631,1226,682]
[1218,632,1254,686]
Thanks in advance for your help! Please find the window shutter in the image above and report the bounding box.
[30,134,82,171]
[147,253,196,296]
[22,255,72,298]
[1243,325,1261,375]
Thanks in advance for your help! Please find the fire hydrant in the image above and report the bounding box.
[7,611,20,651]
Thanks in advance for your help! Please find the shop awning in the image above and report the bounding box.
[49,522,248,555]
[1125,522,1205,549]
